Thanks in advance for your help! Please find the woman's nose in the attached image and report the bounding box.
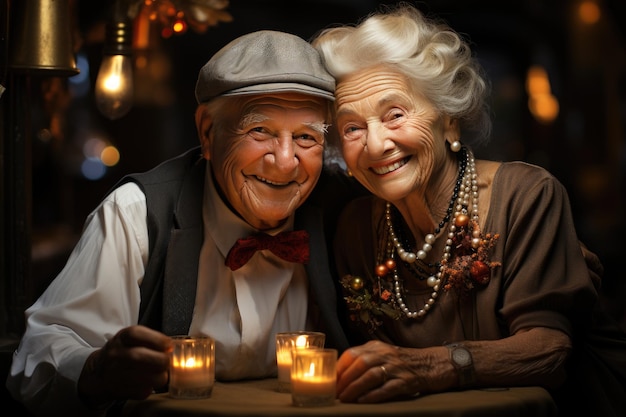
[364,123,391,155]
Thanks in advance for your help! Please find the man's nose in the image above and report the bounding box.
[267,135,298,171]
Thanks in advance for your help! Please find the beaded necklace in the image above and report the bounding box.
[375,147,478,319]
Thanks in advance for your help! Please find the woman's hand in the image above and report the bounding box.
[336,340,451,403]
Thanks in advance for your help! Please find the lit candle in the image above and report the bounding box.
[171,356,209,389]
[276,346,294,387]
[275,331,325,393]
[291,348,337,407]
[169,336,215,399]
[291,362,336,395]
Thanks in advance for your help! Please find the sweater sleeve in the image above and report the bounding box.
[487,162,599,336]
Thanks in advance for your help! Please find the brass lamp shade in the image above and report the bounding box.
[9,0,80,76]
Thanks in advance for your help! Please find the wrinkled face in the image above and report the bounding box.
[334,66,456,202]
[200,93,328,230]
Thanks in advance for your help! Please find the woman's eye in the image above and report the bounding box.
[387,109,405,121]
[342,125,363,141]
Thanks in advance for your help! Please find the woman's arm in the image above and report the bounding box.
[336,326,570,403]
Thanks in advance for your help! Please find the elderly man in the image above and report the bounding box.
[7,30,360,416]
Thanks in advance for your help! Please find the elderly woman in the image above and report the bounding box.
[312,3,626,416]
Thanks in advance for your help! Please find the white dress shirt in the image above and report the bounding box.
[7,163,309,415]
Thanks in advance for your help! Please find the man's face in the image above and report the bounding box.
[204,93,328,230]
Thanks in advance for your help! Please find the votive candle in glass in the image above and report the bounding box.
[275,331,325,393]
[169,336,215,399]
[291,348,337,407]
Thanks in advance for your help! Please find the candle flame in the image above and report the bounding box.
[295,335,308,347]
[173,356,204,368]
[304,362,316,377]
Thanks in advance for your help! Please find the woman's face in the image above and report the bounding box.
[334,66,456,202]
[200,93,328,230]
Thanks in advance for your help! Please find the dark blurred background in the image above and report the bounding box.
[1,0,625,341]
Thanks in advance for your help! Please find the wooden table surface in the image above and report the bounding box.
[121,378,558,417]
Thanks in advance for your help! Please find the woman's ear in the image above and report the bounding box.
[443,116,460,145]
[195,105,213,159]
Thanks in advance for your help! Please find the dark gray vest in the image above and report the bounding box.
[113,147,359,352]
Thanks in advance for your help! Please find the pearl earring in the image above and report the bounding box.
[450,140,462,153]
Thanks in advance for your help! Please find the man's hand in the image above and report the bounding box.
[78,325,173,408]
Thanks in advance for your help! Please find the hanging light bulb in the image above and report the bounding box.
[93,0,234,119]
[95,19,134,120]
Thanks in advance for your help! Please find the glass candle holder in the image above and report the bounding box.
[169,336,215,399]
[291,348,337,407]
[275,331,325,393]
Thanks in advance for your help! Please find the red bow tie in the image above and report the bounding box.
[225,230,310,271]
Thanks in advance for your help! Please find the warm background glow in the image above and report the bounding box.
[578,1,601,24]
[526,66,559,124]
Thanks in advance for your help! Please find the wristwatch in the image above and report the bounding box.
[445,343,475,388]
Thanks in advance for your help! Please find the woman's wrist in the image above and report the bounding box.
[445,343,476,388]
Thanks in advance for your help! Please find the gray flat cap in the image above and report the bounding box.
[195,30,335,103]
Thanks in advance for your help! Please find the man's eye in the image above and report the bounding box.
[294,134,323,148]
[296,133,316,140]
[247,126,272,139]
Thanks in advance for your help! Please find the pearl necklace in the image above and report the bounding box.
[379,147,478,318]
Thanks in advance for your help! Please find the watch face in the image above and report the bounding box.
[452,348,472,367]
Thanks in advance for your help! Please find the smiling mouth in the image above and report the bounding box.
[371,157,409,175]
[255,175,290,186]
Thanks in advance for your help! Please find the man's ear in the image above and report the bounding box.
[195,105,213,159]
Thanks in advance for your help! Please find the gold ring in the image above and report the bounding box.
[380,365,388,383]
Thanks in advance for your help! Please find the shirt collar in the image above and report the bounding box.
[203,162,295,259]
